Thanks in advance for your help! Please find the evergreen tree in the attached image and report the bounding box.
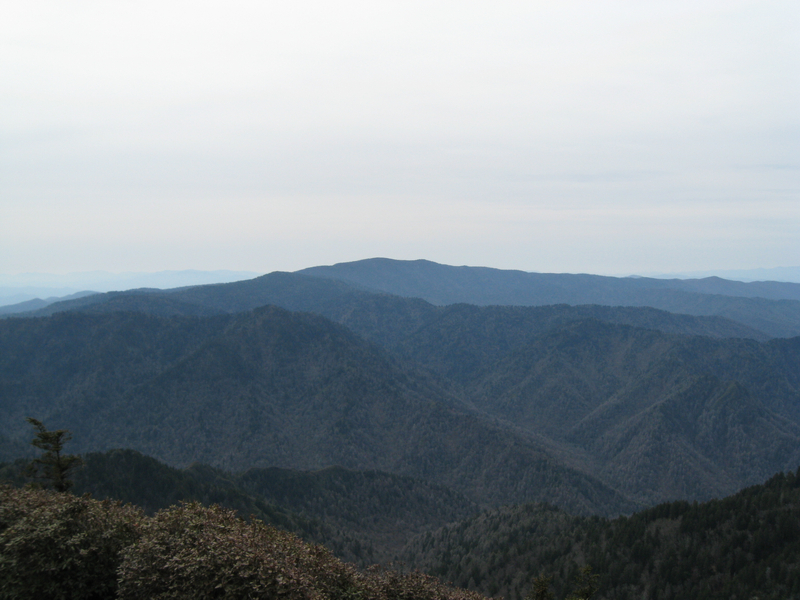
[26,418,82,492]
[528,575,554,600]
[567,566,599,600]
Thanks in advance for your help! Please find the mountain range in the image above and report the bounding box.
[0,269,260,308]
[10,257,800,337]
[2,258,799,517]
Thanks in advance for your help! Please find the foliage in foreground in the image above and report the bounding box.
[0,446,479,565]
[0,484,486,600]
[0,485,141,600]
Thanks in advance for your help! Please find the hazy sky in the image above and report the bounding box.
[2,1,798,276]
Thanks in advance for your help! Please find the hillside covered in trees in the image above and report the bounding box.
[404,468,800,600]
[2,289,799,511]
[1,448,479,564]
[3,447,800,599]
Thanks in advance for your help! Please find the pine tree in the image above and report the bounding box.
[26,417,82,492]
[528,575,554,600]
[567,566,600,600]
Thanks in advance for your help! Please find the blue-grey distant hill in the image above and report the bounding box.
[0,269,260,310]
[12,271,770,342]
[15,258,800,338]
[298,258,800,337]
[0,269,260,295]
[654,265,800,283]
[299,258,800,302]
[0,291,98,316]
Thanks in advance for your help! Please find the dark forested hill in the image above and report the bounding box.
[387,304,768,384]
[2,300,799,513]
[464,319,800,504]
[0,308,635,515]
[402,468,800,600]
[233,464,479,562]
[0,311,232,437]
[0,448,478,564]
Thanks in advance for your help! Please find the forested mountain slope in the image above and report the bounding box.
[233,464,479,562]
[465,319,800,503]
[403,468,800,600]
[23,272,382,318]
[0,308,635,515]
[387,304,768,384]
[0,448,478,564]
[0,311,232,434]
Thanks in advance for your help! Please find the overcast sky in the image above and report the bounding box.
[2,1,798,276]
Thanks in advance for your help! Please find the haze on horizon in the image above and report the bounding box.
[1,1,798,277]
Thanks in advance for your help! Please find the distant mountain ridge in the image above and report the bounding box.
[299,258,800,301]
[299,258,800,337]
[0,269,260,309]
[0,269,260,292]
[652,265,800,283]
[11,257,800,338]
[8,269,777,342]
[0,291,98,315]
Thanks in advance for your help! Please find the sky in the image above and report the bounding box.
[2,1,799,277]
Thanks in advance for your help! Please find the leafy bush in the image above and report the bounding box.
[364,566,487,600]
[1,486,486,600]
[117,502,363,600]
[0,484,142,600]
